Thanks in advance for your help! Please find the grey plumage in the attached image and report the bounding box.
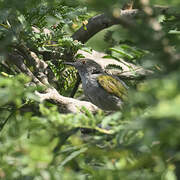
[65,59,128,111]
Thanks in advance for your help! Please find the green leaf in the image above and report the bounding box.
[110,47,134,59]
[59,147,88,168]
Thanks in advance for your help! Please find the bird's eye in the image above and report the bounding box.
[82,60,86,64]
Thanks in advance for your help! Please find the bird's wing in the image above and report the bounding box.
[97,75,128,100]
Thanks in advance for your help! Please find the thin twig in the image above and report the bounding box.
[0,110,16,132]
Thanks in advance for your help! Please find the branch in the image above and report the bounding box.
[38,9,139,60]
[5,5,178,114]
[77,50,153,79]
[7,51,43,85]
[16,44,58,86]
[72,9,139,43]
[39,5,180,61]
[35,88,99,113]
[6,50,98,114]
[72,6,180,43]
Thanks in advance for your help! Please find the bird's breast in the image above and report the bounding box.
[81,74,123,111]
[81,75,99,95]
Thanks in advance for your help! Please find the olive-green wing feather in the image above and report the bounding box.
[98,75,128,100]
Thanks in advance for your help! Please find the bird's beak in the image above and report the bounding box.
[63,61,75,66]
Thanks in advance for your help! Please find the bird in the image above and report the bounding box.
[64,58,128,111]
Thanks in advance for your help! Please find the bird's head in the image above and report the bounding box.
[64,59,103,75]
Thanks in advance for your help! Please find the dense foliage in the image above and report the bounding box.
[0,0,180,179]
